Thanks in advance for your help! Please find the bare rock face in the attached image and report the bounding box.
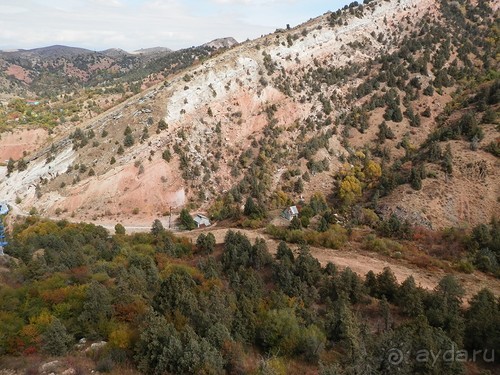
[379,204,434,229]
[203,37,238,49]
[39,360,63,374]
[85,340,108,355]
[36,361,78,375]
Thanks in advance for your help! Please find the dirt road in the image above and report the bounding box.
[7,207,500,302]
[181,227,500,302]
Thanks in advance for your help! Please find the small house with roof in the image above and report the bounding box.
[282,206,299,221]
[193,214,211,228]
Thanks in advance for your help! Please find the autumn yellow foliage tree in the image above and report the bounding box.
[364,160,382,183]
[109,324,134,349]
[339,175,362,206]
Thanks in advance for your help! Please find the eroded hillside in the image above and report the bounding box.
[0,0,498,230]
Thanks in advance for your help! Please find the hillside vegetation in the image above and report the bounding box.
[0,0,499,373]
[0,0,497,231]
[0,217,499,374]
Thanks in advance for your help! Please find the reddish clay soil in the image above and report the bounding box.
[0,128,49,161]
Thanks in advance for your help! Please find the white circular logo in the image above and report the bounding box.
[387,348,404,366]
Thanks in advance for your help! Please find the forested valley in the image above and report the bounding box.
[0,217,498,374]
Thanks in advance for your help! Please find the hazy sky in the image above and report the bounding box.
[0,0,350,52]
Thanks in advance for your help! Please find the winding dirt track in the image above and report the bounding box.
[8,206,500,302]
[179,227,500,303]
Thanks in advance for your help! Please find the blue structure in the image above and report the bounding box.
[0,203,9,254]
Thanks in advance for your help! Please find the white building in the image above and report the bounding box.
[193,214,211,228]
[282,206,299,221]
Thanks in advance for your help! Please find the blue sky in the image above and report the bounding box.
[0,0,350,51]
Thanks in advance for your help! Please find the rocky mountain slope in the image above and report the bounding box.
[0,0,498,230]
[203,37,238,49]
[0,42,230,98]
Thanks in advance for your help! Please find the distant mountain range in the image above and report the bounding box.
[2,45,95,58]
[131,47,173,55]
[0,37,239,56]
[0,38,238,96]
